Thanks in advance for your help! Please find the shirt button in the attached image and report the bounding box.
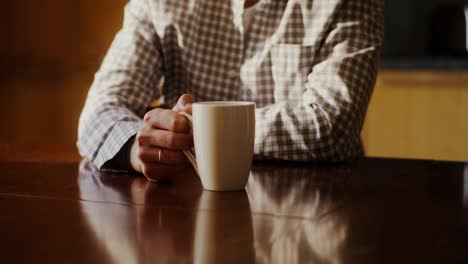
[228,69,239,78]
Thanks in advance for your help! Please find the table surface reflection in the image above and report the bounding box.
[1,156,468,263]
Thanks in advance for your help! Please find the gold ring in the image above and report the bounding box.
[158,148,162,162]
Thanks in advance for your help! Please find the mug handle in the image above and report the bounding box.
[179,112,199,176]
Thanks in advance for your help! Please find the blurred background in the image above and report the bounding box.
[0,0,127,160]
[1,0,468,162]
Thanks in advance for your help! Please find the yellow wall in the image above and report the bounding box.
[362,71,468,162]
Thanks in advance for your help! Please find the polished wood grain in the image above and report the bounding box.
[1,147,467,263]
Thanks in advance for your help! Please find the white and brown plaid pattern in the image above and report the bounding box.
[78,0,384,169]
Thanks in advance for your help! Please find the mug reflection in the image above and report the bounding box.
[194,191,255,264]
[78,160,352,263]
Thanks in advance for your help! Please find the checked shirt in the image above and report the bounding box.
[78,0,384,169]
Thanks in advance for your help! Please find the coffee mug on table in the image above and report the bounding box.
[180,101,255,191]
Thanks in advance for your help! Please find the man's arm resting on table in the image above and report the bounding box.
[77,0,162,170]
[253,0,384,162]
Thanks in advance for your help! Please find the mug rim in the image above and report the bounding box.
[193,101,255,107]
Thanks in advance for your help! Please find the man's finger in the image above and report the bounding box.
[143,109,191,133]
[173,94,194,112]
[181,103,192,115]
[137,146,189,165]
[137,128,193,150]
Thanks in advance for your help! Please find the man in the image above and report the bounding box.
[78,0,384,181]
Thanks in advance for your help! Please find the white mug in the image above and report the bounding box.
[180,101,255,191]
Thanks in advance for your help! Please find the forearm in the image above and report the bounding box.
[253,54,378,162]
[253,101,363,162]
[253,0,383,161]
[77,105,143,169]
[77,0,162,169]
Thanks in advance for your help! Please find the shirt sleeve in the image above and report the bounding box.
[253,0,384,162]
[100,136,135,173]
[77,0,163,169]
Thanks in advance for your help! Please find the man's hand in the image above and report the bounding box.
[130,94,194,182]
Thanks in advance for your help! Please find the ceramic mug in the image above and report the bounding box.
[180,101,255,191]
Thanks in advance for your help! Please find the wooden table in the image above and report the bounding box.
[1,146,468,263]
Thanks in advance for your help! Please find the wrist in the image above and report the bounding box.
[130,138,142,173]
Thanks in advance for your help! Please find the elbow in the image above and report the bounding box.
[314,121,363,162]
[304,107,363,162]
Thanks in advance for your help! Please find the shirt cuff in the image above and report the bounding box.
[101,135,136,173]
[94,120,143,170]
